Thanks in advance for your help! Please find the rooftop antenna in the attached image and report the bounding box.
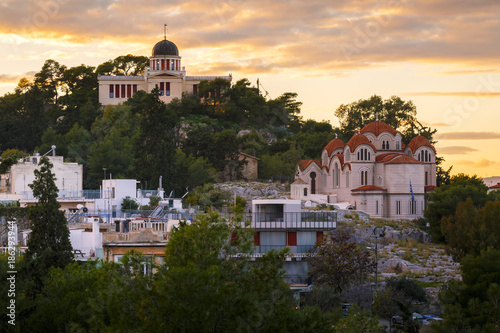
[164,23,168,40]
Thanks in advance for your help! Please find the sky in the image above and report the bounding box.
[0,0,499,177]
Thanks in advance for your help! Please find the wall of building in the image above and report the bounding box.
[10,156,82,195]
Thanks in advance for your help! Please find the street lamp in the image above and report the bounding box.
[373,227,385,287]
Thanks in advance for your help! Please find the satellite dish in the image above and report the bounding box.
[83,207,88,213]
[77,204,83,210]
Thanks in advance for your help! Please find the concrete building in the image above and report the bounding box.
[250,199,336,283]
[98,37,231,106]
[292,119,437,219]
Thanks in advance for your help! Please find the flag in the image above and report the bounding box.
[410,181,415,202]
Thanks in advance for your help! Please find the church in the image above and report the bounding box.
[291,118,437,219]
[98,37,231,105]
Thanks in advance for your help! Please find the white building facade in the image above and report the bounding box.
[98,38,231,105]
[291,120,437,219]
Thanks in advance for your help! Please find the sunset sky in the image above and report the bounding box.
[0,0,499,177]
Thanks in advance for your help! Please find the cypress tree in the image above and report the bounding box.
[23,157,73,296]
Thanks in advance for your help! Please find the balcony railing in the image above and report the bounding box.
[251,212,336,230]
[253,244,316,255]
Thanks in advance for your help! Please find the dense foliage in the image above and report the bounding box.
[1,213,345,332]
[0,57,449,195]
[424,174,491,242]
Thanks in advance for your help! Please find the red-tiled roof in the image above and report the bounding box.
[297,160,321,171]
[352,185,387,191]
[324,138,346,156]
[360,121,398,136]
[425,185,438,191]
[384,154,423,164]
[292,178,307,185]
[489,183,500,189]
[376,153,399,162]
[346,133,377,152]
[343,162,351,170]
[406,135,437,153]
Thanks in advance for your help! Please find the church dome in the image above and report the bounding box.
[152,39,179,56]
[347,133,376,152]
[324,138,345,156]
[360,121,398,136]
[407,135,436,153]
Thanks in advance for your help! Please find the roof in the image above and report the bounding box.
[489,183,500,189]
[425,185,438,191]
[360,121,398,136]
[324,138,346,156]
[384,154,423,164]
[292,178,307,185]
[406,135,437,153]
[297,160,321,171]
[346,133,377,152]
[152,39,179,56]
[352,185,387,191]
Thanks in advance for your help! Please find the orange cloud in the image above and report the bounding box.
[439,146,478,155]
[0,0,498,76]
[435,132,500,140]
[457,158,497,168]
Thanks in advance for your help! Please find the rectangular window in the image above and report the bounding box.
[287,232,297,246]
[121,85,126,99]
[112,187,116,199]
[396,200,401,215]
[160,82,165,95]
[316,231,324,245]
[165,82,170,96]
[133,84,137,94]
[346,172,349,187]
[115,84,120,98]
[109,85,114,98]
[161,59,165,70]
[127,84,131,98]
[254,232,260,246]
[376,200,379,215]
[193,84,198,95]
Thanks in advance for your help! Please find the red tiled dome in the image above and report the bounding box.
[324,138,346,156]
[407,135,436,153]
[346,133,376,152]
[360,121,398,136]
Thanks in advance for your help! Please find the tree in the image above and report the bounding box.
[133,87,178,190]
[442,199,500,261]
[424,174,490,242]
[307,227,376,293]
[34,59,66,104]
[335,95,419,139]
[121,196,139,211]
[436,248,500,332]
[22,157,73,299]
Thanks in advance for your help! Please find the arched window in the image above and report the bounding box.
[310,172,316,194]
[335,164,339,188]
[425,171,428,186]
[357,151,360,160]
[382,141,386,149]
[360,170,368,186]
[386,141,389,149]
[368,151,371,160]
[364,149,367,160]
